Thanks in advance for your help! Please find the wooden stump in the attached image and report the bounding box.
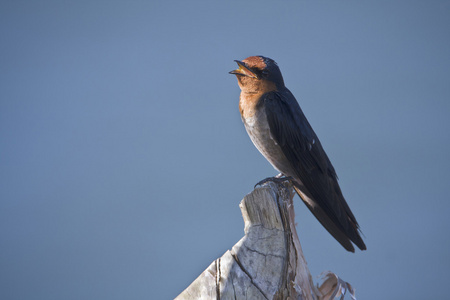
[176,181,356,300]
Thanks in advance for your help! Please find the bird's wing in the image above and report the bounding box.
[263,90,366,251]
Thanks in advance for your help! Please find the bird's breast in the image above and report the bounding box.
[241,104,294,176]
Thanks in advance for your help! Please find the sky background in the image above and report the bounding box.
[1,1,450,299]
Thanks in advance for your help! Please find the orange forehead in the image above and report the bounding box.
[242,56,266,70]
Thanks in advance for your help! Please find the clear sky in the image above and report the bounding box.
[1,1,449,299]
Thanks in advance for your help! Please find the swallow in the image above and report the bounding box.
[230,56,366,252]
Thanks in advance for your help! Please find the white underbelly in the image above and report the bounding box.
[243,110,295,176]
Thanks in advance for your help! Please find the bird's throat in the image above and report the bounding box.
[239,92,263,119]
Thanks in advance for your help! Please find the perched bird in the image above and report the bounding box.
[230,56,366,252]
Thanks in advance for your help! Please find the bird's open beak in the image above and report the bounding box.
[229,60,258,78]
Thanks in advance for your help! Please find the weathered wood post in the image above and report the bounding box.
[175,181,355,300]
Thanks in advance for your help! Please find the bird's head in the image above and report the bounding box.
[229,56,285,93]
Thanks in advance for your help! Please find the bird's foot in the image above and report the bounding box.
[254,174,293,188]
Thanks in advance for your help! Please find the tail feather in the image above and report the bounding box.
[293,185,366,252]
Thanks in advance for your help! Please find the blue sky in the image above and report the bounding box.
[1,1,450,299]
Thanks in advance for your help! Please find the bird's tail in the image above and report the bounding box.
[293,185,366,252]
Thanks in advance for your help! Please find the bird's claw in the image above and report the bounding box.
[254,176,293,188]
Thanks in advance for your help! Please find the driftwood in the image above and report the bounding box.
[176,181,356,300]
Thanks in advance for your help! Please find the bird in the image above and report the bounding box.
[229,56,366,252]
